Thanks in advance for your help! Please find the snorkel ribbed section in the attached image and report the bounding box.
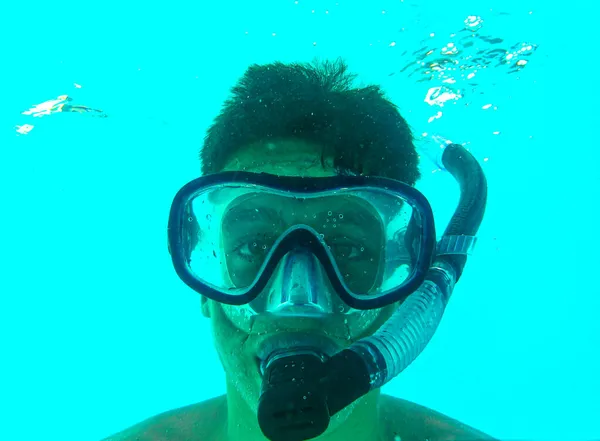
[348,263,454,389]
[330,143,487,396]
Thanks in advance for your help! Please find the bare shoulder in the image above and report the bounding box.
[100,395,227,441]
[379,394,497,441]
[100,393,494,441]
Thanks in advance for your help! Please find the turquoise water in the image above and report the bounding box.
[1,1,597,440]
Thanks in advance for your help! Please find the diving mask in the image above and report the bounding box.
[167,173,441,312]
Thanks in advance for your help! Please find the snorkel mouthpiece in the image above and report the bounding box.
[257,143,487,441]
[258,349,371,441]
[258,351,329,441]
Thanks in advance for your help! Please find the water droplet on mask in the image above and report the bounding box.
[206,214,212,221]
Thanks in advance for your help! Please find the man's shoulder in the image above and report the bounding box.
[101,395,227,441]
[101,393,495,441]
[379,394,496,441]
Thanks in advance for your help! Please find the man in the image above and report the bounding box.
[103,58,494,441]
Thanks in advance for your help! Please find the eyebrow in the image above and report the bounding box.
[223,206,279,226]
[335,210,378,228]
[222,197,382,230]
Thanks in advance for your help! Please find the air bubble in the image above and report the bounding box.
[328,211,333,216]
[464,15,484,31]
[339,214,344,219]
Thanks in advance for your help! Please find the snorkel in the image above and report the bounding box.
[257,143,488,441]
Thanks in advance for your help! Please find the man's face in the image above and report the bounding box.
[221,193,385,294]
[201,139,395,415]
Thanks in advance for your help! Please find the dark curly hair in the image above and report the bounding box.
[200,57,420,185]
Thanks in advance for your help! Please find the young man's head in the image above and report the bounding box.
[198,58,421,438]
[200,58,420,184]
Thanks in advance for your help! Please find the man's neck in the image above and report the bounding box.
[225,379,383,441]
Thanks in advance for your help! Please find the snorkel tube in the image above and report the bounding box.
[258,143,488,441]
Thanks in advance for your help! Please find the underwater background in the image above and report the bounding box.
[1,0,597,440]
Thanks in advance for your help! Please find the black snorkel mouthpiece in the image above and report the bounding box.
[258,349,371,441]
[258,143,487,441]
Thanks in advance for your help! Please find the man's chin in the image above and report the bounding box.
[228,367,263,416]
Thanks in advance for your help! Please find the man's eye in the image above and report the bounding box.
[235,240,271,261]
[331,242,366,260]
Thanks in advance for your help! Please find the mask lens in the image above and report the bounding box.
[178,184,420,299]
